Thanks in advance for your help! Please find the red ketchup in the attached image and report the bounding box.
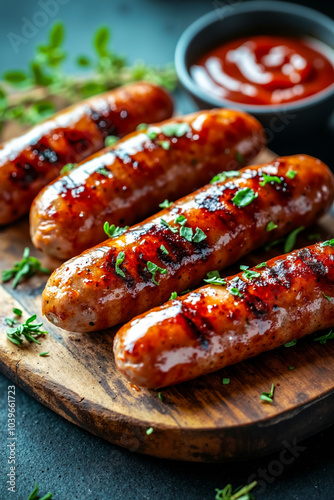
[191,35,334,105]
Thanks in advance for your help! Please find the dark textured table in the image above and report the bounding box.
[1,1,334,499]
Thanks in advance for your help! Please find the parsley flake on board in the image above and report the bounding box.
[6,314,48,347]
[1,248,50,289]
[210,171,240,184]
[260,383,275,403]
[284,339,297,347]
[232,188,258,207]
[314,329,334,344]
[215,480,257,500]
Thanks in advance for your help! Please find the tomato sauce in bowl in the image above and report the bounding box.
[190,35,334,106]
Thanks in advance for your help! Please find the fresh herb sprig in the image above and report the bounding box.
[27,482,52,500]
[0,23,177,131]
[260,383,275,403]
[6,310,48,347]
[215,481,257,500]
[1,248,49,289]
[104,222,129,238]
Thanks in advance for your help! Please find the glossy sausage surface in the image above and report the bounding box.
[0,82,173,225]
[30,109,264,259]
[42,155,334,332]
[114,242,334,388]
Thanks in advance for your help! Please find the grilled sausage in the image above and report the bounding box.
[42,154,334,333]
[30,109,264,259]
[0,82,173,225]
[114,241,334,388]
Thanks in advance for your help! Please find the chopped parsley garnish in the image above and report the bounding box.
[146,261,167,285]
[235,151,244,164]
[180,226,193,242]
[39,351,50,357]
[240,265,260,280]
[222,378,230,385]
[146,127,160,140]
[146,427,154,435]
[160,218,178,233]
[13,308,22,317]
[284,226,304,253]
[159,199,173,209]
[314,329,334,344]
[6,314,48,347]
[266,221,278,232]
[285,339,297,347]
[193,227,207,243]
[158,392,164,402]
[97,167,111,176]
[1,247,50,289]
[255,262,267,268]
[232,187,258,207]
[160,244,169,255]
[161,122,190,137]
[157,140,170,150]
[175,215,187,226]
[105,135,118,147]
[260,383,275,403]
[103,222,129,238]
[320,239,334,247]
[323,293,332,302]
[210,170,240,184]
[136,123,147,131]
[169,291,177,300]
[289,366,295,371]
[204,270,226,286]
[287,170,297,179]
[215,481,257,500]
[115,251,126,278]
[60,162,76,175]
[259,173,282,187]
[229,287,243,298]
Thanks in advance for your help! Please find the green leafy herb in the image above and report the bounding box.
[259,173,282,187]
[158,392,164,402]
[210,171,240,184]
[146,261,167,285]
[103,222,128,238]
[39,351,49,357]
[146,127,160,140]
[255,262,267,269]
[105,135,119,147]
[13,308,22,317]
[157,140,170,150]
[161,122,190,137]
[240,265,260,280]
[192,227,207,243]
[169,291,178,300]
[175,215,187,226]
[222,378,230,385]
[235,152,244,164]
[229,287,243,298]
[159,199,173,209]
[323,293,332,302]
[136,123,147,131]
[289,366,295,371]
[146,427,154,435]
[232,188,258,207]
[285,339,297,347]
[6,314,48,347]
[287,170,297,179]
[1,248,49,289]
[115,251,126,278]
[28,482,53,500]
[284,226,304,253]
[96,167,111,176]
[215,480,257,500]
[204,270,226,286]
[320,239,334,247]
[160,244,169,255]
[314,329,334,344]
[260,383,275,403]
[180,226,193,242]
[60,163,77,175]
[266,221,278,232]
[161,218,178,234]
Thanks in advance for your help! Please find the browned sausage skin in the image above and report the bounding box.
[0,82,173,225]
[30,109,264,259]
[114,241,334,388]
[42,155,334,332]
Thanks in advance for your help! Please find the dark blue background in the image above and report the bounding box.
[1,1,334,499]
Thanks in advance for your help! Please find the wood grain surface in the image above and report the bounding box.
[1,147,334,462]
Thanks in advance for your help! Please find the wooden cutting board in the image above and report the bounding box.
[1,147,334,463]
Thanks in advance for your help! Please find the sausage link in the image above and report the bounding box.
[114,242,334,388]
[0,82,173,225]
[42,155,334,332]
[30,109,264,259]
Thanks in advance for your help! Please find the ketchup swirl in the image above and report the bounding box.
[191,35,334,105]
